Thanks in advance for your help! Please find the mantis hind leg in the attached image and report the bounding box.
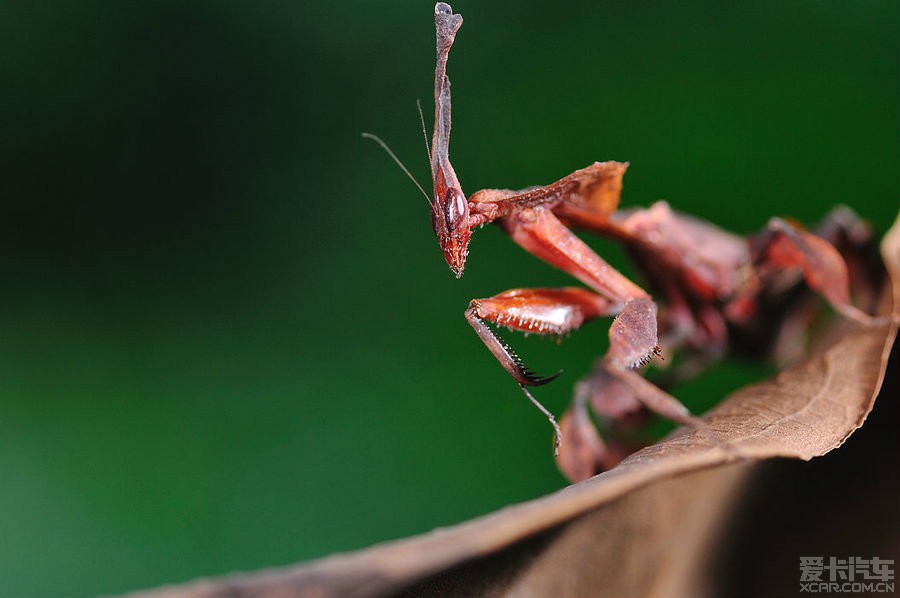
[749,218,881,324]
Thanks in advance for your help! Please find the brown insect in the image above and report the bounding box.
[371,3,882,482]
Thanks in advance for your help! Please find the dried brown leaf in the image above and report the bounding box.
[118,213,900,598]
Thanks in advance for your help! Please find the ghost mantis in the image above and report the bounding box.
[369,3,881,481]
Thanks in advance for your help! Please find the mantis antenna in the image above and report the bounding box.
[361,132,434,209]
[416,99,431,160]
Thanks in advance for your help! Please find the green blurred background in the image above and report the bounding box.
[0,1,897,596]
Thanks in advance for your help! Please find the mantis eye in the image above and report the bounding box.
[443,187,468,231]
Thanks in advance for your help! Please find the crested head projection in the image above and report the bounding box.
[431,3,469,277]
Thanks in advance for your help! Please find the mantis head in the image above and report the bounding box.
[431,152,470,278]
